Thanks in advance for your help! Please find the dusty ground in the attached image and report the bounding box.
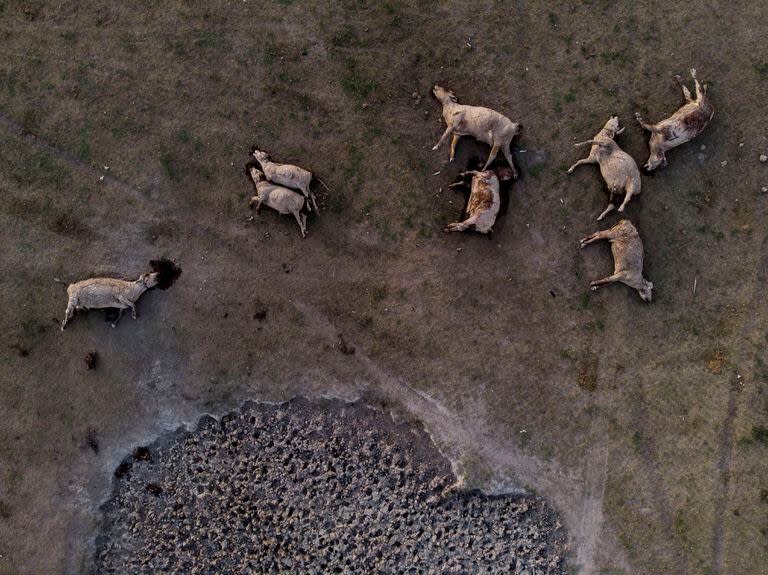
[1,1,768,574]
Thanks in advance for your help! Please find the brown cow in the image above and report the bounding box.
[635,68,714,171]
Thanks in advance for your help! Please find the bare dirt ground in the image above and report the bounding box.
[1,1,767,574]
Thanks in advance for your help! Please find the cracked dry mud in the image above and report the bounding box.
[93,399,568,574]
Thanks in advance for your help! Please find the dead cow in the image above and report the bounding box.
[580,219,653,302]
[635,68,714,171]
[568,116,642,221]
[444,166,514,234]
[247,166,308,238]
[250,148,328,212]
[57,259,181,330]
[432,85,522,178]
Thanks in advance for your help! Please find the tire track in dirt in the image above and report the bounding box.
[0,110,150,202]
[711,377,739,574]
[632,388,690,575]
[710,218,768,574]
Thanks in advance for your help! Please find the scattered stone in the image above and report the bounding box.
[94,400,568,574]
[85,351,98,370]
[762,186,768,193]
[133,446,151,461]
[760,154,768,163]
[282,262,292,273]
[114,460,132,478]
[145,483,163,496]
[721,160,728,167]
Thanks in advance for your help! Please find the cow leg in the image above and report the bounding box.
[635,112,662,133]
[249,196,262,213]
[590,273,623,291]
[618,179,639,213]
[116,297,136,320]
[690,68,705,99]
[449,134,460,162]
[597,202,615,221]
[482,144,501,170]
[61,299,76,331]
[674,74,693,103]
[111,307,124,328]
[567,155,596,174]
[309,191,319,213]
[432,125,454,151]
[501,140,518,179]
[444,214,479,233]
[580,228,615,248]
[293,211,307,238]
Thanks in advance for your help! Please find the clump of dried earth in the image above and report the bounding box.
[93,399,567,574]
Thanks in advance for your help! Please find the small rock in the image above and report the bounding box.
[760,154,768,163]
[282,263,292,273]
[85,351,98,370]
[146,483,163,496]
[114,461,132,478]
[133,446,151,461]
[720,160,728,167]
[761,186,768,193]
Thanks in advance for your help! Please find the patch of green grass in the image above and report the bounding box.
[165,38,186,56]
[76,128,91,161]
[159,150,182,182]
[564,88,577,103]
[752,425,768,445]
[342,144,364,197]
[193,29,230,52]
[418,222,433,239]
[0,68,19,96]
[10,148,71,187]
[176,128,191,144]
[121,33,138,53]
[601,49,628,66]
[755,62,768,79]
[527,163,545,179]
[331,25,357,48]
[370,284,388,303]
[263,41,278,66]
[340,58,377,101]
[110,114,145,139]
[60,30,78,43]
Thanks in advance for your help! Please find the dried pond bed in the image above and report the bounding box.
[94,399,568,574]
